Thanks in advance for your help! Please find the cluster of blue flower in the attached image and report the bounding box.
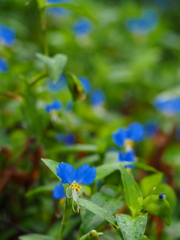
[112,122,144,170]
[0,24,15,73]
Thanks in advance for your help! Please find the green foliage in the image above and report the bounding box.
[116,213,148,240]
[19,234,54,240]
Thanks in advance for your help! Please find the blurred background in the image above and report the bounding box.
[1,0,180,239]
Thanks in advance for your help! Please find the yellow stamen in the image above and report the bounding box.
[70,183,82,192]
[125,140,134,147]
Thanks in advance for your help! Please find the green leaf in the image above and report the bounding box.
[57,144,99,153]
[143,195,172,225]
[141,235,150,240]
[133,162,158,173]
[151,183,177,210]
[79,198,118,228]
[37,0,46,8]
[74,154,100,168]
[41,158,59,178]
[80,193,124,235]
[140,173,164,197]
[116,213,148,240]
[26,182,58,197]
[43,3,97,23]
[119,165,143,217]
[96,163,121,180]
[36,53,67,82]
[66,72,85,101]
[19,234,54,240]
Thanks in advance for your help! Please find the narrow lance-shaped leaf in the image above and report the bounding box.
[119,164,143,217]
[19,234,54,240]
[41,158,59,178]
[116,213,148,240]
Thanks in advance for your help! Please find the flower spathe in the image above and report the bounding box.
[53,163,96,211]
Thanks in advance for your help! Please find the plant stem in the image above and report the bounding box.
[57,198,72,240]
[40,8,49,56]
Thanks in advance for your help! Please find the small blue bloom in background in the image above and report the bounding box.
[154,96,180,115]
[46,0,69,16]
[45,99,62,114]
[47,74,67,92]
[112,122,144,148]
[176,127,180,141]
[0,24,15,46]
[0,58,8,73]
[56,133,75,145]
[53,163,96,211]
[126,9,158,35]
[118,150,136,170]
[90,89,105,107]
[144,121,158,138]
[65,100,73,112]
[79,76,91,94]
[73,18,92,36]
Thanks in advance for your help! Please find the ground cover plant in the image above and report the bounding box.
[1,0,180,240]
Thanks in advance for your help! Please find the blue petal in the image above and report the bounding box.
[75,164,96,185]
[73,18,92,36]
[118,150,135,163]
[79,76,91,94]
[0,24,15,46]
[52,99,62,111]
[47,74,67,92]
[112,128,127,147]
[90,89,105,106]
[53,183,66,199]
[127,122,144,142]
[0,58,8,72]
[56,163,76,184]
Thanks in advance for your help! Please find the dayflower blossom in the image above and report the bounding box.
[144,121,158,138]
[0,58,8,73]
[73,18,92,36]
[0,24,15,46]
[90,89,105,107]
[126,9,158,35]
[118,150,136,171]
[47,74,67,92]
[112,122,144,150]
[53,163,96,211]
[79,76,91,94]
[46,0,69,16]
[154,96,180,115]
[45,99,62,114]
[56,133,75,145]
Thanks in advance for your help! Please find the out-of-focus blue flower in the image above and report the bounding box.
[118,150,136,169]
[47,74,67,92]
[73,18,92,36]
[90,89,105,107]
[45,99,62,114]
[126,9,158,35]
[154,96,180,115]
[0,24,15,46]
[53,163,96,210]
[56,133,75,145]
[145,121,158,138]
[0,58,8,72]
[79,76,91,94]
[112,122,144,148]
[46,0,69,16]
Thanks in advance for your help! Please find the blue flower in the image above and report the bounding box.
[73,18,92,36]
[47,74,67,92]
[46,0,69,16]
[53,163,96,210]
[0,58,8,73]
[90,89,105,107]
[56,133,75,145]
[0,24,15,46]
[45,99,62,114]
[126,9,158,35]
[144,121,158,138]
[65,100,73,112]
[118,150,136,170]
[112,122,144,148]
[154,96,180,115]
[79,76,91,94]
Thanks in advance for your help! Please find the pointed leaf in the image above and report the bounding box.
[41,158,59,178]
[119,165,143,217]
[116,213,148,240]
[19,234,54,240]
[96,163,120,180]
[79,198,118,228]
[26,182,58,197]
[143,195,172,225]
